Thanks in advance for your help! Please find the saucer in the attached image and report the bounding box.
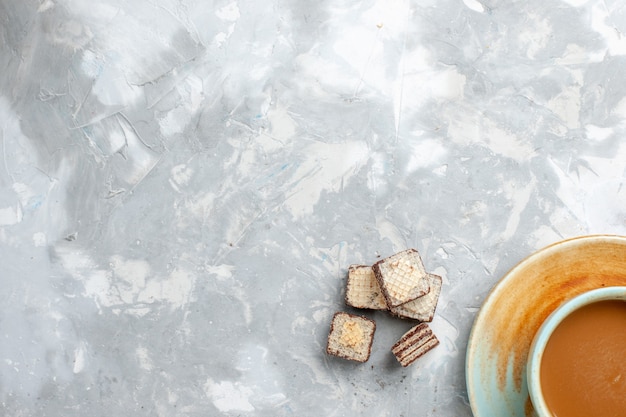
[465,235,626,417]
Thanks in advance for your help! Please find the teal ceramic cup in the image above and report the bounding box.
[526,286,626,417]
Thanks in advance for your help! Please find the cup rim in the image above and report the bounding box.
[526,285,626,416]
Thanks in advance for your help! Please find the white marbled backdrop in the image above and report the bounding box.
[1,0,626,415]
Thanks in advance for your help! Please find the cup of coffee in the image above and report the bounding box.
[527,286,626,417]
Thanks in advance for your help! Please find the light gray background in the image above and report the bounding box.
[1,0,626,415]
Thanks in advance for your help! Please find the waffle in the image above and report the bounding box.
[390,273,442,322]
[372,249,430,308]
[391,322,439,367]
[326,312,376,363]
[345,265,388,310]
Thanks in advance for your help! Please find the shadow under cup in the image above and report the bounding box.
[527,286,626,417]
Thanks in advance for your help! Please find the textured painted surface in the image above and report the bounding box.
[1,0,626,415]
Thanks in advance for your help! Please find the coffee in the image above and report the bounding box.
[540,300,626,417]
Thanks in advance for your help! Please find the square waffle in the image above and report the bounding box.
[372,249,430,308]
[390,273,442,322]
[345,265,388,310]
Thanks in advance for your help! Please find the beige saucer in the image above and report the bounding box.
[466,235,626,417]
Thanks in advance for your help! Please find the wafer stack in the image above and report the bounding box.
[326,248,442,366]
[389,273,442,322]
